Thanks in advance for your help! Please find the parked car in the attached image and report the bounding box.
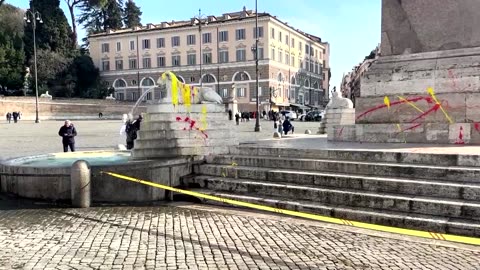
[280,110,298,120]
[305,111,323,121]
[298,113,307,121]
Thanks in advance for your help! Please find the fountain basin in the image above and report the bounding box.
[0,150,199,203]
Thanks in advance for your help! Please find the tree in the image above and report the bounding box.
[64,0,81,47]
[123,0,142,28]
[69,54,101,97]
[29,49,71,96]
[78,0,123,34]
[0,0,4,7]
[0,4,25,95]
[23,0,74,62]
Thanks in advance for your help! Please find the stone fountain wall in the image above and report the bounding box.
[132,103,238,159]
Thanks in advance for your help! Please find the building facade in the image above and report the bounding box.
[340,45,380,107]
[89,7,330,112]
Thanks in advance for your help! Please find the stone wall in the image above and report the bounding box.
[0,97,146,120]
[382,0,480,55]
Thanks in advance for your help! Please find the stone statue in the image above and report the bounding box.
[40,91,52,99]
[326,91,353,109]
[157,71,223,104]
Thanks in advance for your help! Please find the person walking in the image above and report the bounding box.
[12,112,18,123]
[6,112,11,123]
[235,113,240,125]
[58,120,77,152]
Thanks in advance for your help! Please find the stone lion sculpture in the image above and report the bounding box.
[326,91,353,109]
[157,71,223,104]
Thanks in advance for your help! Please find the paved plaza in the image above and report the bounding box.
[1,119,480,269]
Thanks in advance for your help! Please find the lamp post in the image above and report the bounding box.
[253,0,261,132]
[195,9,208,89]
[24,8,43,123]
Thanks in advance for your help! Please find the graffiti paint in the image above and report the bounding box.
[455,126,465,144]
[427,87,453,124]
[200,104,208,131]
[384,96,391,110]
[175,116,208,139]
[356,96,426,120]
[474,122,480,133]
[396,96,424,113]
[182,84,191,109]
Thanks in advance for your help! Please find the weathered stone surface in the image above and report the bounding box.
[381,0,480,56]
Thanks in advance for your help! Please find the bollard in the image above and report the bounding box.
[305,129,312,134]
[71,160,91,208]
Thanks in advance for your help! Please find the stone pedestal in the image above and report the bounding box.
[326,108,356,141]
[355,47,480,144]
[350,0,480,144]
[132,103,238,159]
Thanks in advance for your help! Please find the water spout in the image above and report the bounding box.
[129,86,156,117]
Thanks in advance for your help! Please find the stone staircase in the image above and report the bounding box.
[181,146,480,237]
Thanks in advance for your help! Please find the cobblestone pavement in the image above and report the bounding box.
[0,200,479,270]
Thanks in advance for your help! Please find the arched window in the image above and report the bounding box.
[177,76,185,83]
[141,78,155,87]
[114,79,127,88]
[277,73,284,82]
[305,79,310,88]
[233,71,250,81]
[313,82,319,89]
[201,74,216,83]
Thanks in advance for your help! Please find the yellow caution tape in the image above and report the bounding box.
[101,171,480,246]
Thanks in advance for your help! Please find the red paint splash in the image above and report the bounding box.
[337,127,344,138]
[455,126,465,144]
[356,96,427,120]
[402,123,422,132]
[474,122,480,133]
[408,103,440,123]
[175,116,208,139]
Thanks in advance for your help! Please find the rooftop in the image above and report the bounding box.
[89,7,325,44]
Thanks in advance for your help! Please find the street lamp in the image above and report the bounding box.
[24,9,43,124]
[194,9,208,89]
[253,0,261,132]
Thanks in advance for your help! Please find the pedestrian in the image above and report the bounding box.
[58,120,77,152]
[235,113,240,125]
[6,112,11,123]
[98,112,103,119]
[273,113,278,129]
[228,109,233,121]
[17,111,21,120]
[282,117,294,135]
[12,112,18,123]
[125,119,137,150]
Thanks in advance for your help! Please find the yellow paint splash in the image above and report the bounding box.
[170,72,179,106]
[427,87,453,124]
[183,84,191,110]
[397,96,424,113]
[200,104,208,131]
[384,96,390,110]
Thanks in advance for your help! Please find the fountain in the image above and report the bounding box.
[0,71,237,203]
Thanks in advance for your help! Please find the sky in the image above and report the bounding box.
[7,0,381,91]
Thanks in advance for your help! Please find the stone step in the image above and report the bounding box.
[185,188,480,237]
[131,146,231,159]
[142,120,231,131]
[210,155,480,183]
[135,137,237,149]
[195,164,480,201]
[187,176,480,220]
[234,146,480,167]
[138,129,232,140]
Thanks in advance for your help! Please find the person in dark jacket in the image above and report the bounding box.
[282,117,294,135]
[58,120,77,152]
